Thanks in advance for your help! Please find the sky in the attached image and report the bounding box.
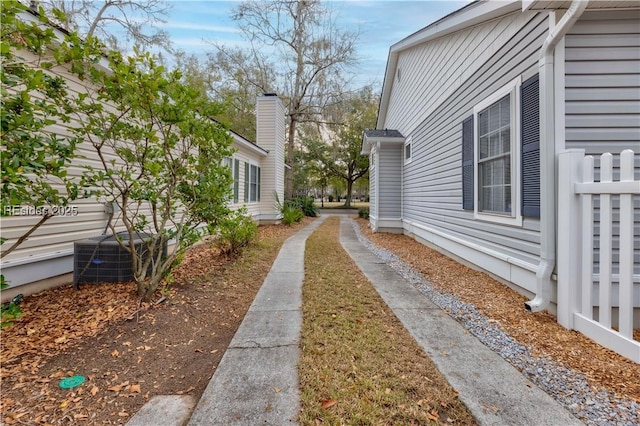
[157,0,471,89]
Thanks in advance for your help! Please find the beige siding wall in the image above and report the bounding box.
[1,56,283,290]
[229,141,267,218]
[255,95,286,220]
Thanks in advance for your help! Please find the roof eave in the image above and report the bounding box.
[233,133,269,157]
[361,133,405,155]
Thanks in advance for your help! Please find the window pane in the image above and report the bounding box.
[479,135,489,158]
[489,131,500,157]
[500,96,510,127]
[476,93,512,215]
[488,103,500,130]
[501,127,510,154]
[249,164,258,202]
[479,110,488,135]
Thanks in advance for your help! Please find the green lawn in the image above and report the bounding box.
[314,201,369,209]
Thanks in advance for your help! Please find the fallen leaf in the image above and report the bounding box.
[130,384,141,394]
[91,386,99,396]
[321,399,337,409]
[74,414,89,420]
[274,387,281,393]
[110,349,119,358]
[107,385,122,392]
[427,410,440,421]
[54,336,67,344]
[384,388,391,395]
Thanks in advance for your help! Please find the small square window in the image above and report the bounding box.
[404,137,412,164]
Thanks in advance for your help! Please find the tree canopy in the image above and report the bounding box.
[302,86,378,207]
[211,0,360,198]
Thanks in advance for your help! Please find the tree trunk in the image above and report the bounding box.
[345,179,354,208]
[285,116,297,199]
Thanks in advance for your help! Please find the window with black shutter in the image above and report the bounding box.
[464,76,525,226]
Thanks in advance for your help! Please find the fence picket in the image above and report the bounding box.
[598,153,613,328]
[581,155,594,319]
[563,149,639,363]
[618,150,634,338]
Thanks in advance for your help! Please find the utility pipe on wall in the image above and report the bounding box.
[525,0,589,312]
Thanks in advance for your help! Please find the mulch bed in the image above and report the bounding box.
[355,218,640,403]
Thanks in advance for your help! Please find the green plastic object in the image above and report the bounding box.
[59,375,85,389]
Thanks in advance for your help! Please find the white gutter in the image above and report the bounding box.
[525,0,589,312]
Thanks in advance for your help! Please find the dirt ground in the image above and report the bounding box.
[1,215,638,425]
[0,219,312,425]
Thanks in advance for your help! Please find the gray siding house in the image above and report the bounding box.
[363,0,640,361]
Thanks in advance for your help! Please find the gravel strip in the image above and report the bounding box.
[349,219,640,426]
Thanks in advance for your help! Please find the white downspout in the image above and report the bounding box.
[525,0,589,312]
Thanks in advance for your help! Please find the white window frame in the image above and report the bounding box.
[404,136,412,165]
[473,76,522,226]
[248,163,260,203]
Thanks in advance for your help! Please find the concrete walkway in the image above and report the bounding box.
[338,217,581,426]
[130,214,582,425]
[186,216,327,425]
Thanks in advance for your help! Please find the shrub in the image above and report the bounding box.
[291,196,317,217]
[217,208,258,255]
[328,194,334,202]
[1,296,22,328]
[358,208,370,219]
[281,203,304,225]
[274,192,304,225]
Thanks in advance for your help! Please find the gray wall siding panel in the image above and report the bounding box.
[378,145,402,218]
[565,10,640,154]
[565,10,640,276]
[385,11,538,135]
[394,12,549,268]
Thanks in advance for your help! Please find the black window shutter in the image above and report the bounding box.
[233,159,240,203]
[244,162,249,203]
[521,74,540,218]
[462,115,474,210]
[257,167,261,202]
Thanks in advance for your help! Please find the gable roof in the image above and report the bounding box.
[375,0,640,129]
[376,0,521,129]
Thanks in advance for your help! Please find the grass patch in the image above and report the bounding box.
[298,216,476,425]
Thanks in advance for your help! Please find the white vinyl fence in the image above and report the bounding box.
[558,149,640,363]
